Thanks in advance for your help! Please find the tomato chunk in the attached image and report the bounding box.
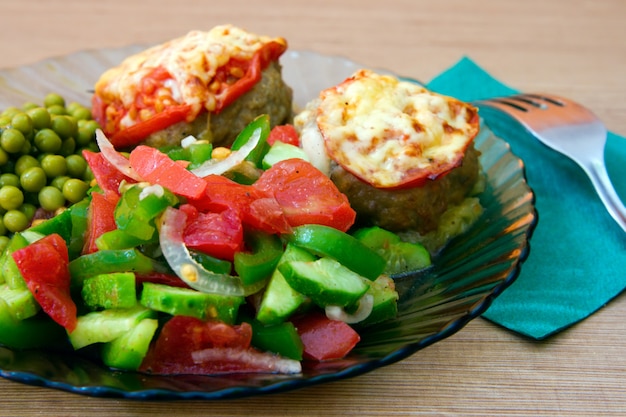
[292,312,360,361]
[129,145,207,200]
[189,175,291,235]
[254,159,356,232]
[181,204,244,261]
[83,150,136,199]
[139,316,253,374]
[83,192,118,254]
[12,234,77,332]
[267,124,300,146]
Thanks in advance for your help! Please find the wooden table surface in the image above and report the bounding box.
[1,0,625,415]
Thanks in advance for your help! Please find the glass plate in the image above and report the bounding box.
[0,47,537,400]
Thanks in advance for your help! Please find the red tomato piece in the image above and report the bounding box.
[83,150,136,199]
[83,192,119,254]
[181,204,244,261]
[12,234,77,332]
[189,175,291,235]
[128,145,207,200]
[292,312,360,361]
[267,124,300,146]
[253,159,356,232]
[134,271,190,289]
[108,104,192,149]
[139,316,253,374]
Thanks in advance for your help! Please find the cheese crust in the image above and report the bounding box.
[93,25,287,136]
[306,69,479,189]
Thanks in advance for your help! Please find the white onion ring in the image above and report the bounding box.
[159,207,244,296]
[325,294,374,324]
[190,127,262,177]
[95,129,144,182]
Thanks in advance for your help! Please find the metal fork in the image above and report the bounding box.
[475,93,626,233]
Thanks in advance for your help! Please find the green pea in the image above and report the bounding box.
[1,107,22,119]
[0,148,9,166]
[77,122,99,146]
[60,137,76,156]
[26,107,52,130]
[20,166,47,193]
[44,93,65,108]
[1,128,26,153]
[19,203,37,221]
[46,104,66,116]
[0,236,10,252]
[50,175,70,190]
[40,154,67,178]
[0,173,19,188]
[21,102,39,111]
[11,113,34,137]
[71,106,92,121]
[14,154,40,176]
[34,128,62,153]
[65,154,87,178]
[3,210,29,233]
[51,115,78,139]
[0,185,24,210]
[0,116,11,128]
[38,186,65,211]
[62,178,89,204]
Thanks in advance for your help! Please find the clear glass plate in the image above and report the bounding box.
[0,47,537,400]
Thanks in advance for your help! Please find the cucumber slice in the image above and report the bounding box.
[69,306,155,350]
[81,272,137,310]
[101,317,159,370]
[279,257,370,308]
[256,244,314,325]
[261,141,310,169]
[356,275,399,327]
[0,283,39,320]
[139,282,244,324]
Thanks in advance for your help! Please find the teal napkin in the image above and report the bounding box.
[427,57,626,340]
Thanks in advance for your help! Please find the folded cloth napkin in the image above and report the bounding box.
[426,57,626,339]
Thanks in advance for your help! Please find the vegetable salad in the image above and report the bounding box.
[0,109,433,375]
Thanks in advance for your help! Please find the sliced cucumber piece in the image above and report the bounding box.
[256,244,314,325]
[139,282,244,324]
[81,272,137,310]
[279,257,370,308]
[0,283,39,321]
[356,275,399,327]
[261,140,310,169]
[69,306,155,350]
[101,317,159,370]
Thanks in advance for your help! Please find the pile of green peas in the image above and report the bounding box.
[0,93,99,248]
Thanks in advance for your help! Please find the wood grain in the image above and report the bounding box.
[1,0,625,415]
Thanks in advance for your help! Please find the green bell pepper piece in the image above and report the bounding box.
[115,184,178,241]
[234,231,284,287]
[69,248,162,286]
[247,317,304,361]
[0,298,68,349]
[287,224,386,280]
[231,114,271,168]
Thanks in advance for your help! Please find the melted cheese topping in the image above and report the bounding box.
[303,69,479,188]
[94,25,286,131]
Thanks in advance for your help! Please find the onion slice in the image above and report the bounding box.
[191,347,302,374]
[95,129,144,182]
[159,207,244,296]
[190,127,262,177]
[325,294,374,324]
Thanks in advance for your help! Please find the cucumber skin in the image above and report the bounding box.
[101,318,159,371]
[81,272,137,310]
[278,257,370,308]
[256,244,314,325]
[69,306,156,350]
[139,282,244,324]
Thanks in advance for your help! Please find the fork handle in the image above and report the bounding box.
[584,160,626,233]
